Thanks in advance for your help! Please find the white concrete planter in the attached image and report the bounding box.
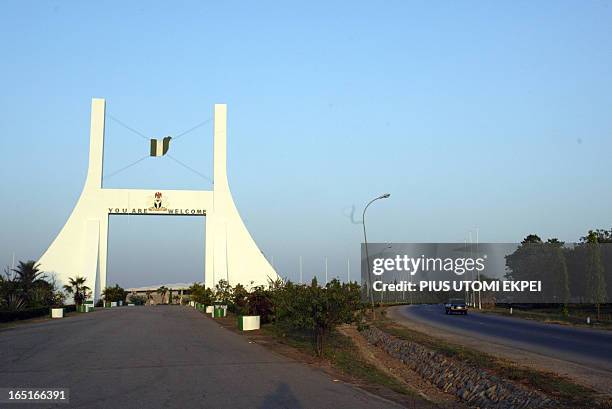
[118,301,123,306]
[128,303,135,306]
[86,306,94,312]
[238,316,260,331]
[51,308,64,318]
[111,301,117,307]
[205,306,214,314]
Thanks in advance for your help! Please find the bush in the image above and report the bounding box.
[1,262,64,311]
[269,278,362,356]
[0,304,77,322]
[214,279,233,304]
[189,283,213,306]
[246,286,274,323]
[63,304,76,313]
[102,284,127,302]
[191,278,362,356]
[231,283,249,315]
[0,306,50,322]
[128,294,147,305]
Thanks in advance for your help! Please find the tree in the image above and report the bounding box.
[272,278,361,356]
[214,279,233,304]
[582,229,612,303]
[246,285,274,323]
[0,266,21,310]
[232,283,249,315]
[63,276,90,307]
[128,294,147,305]
[102,284,127,303]
[523,234,543,244]
[583,231,607,318]
[156,286,168,304]
[506,236,572,305]
[189,283,213,305]
[505,235,545,302]
[168,288,174,304]
[28,279,56,308]
[145,290,153,305]
[12,261,46,304]
[545,239,570,307]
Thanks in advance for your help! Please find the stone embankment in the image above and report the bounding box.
[360,326,554,409]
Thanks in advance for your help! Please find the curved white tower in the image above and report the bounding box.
[38,98,278,299]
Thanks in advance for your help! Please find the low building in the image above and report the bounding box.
[125,282,194,305]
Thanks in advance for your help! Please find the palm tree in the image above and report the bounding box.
[156,286,168,304]
[63,276,90,307]
[12,260,46,303]
[1,266,21,309]
[145,290,152,305]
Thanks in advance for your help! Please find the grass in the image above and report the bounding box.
[259,324,413,396]
[374,311,609,409]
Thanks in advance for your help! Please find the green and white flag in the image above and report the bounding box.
[150,136,172,157]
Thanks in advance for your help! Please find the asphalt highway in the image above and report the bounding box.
[0,306,402,409]
[394,304,612,373]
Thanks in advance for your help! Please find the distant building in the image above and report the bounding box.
[126,283,194,305]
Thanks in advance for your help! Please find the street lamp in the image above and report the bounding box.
[375,244,392,304]
[362,193,391,318]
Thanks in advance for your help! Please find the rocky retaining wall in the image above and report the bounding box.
[360,326,554,409]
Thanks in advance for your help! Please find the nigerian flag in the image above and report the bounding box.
[150,136,172,157]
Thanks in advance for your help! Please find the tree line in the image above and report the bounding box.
[505,230,611,316]
[189,278,362,356]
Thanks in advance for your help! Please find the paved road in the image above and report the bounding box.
[394,304,612,373]
[0,307,401,409]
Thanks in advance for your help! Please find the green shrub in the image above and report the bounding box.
[231,283,249,315]
[128,294,147,305]
[246,286,274,322]
[189,283,213,306]
[102,284,127,303]
[0,306,50,322]
[271,278,362,356]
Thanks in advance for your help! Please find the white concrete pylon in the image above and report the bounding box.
[38,98,278,300]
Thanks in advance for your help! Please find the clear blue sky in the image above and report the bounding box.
[1,1,611,287]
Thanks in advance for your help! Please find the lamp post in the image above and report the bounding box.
[376,244,392,304]
[347,258,350,283]
[363,193,391,319]
[325,256,328,285]
[299,255,303,284]
[476,227,481,310]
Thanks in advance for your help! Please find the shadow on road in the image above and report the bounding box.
[258,382,303,409]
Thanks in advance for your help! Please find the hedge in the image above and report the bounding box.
[0,307,50,323]
[0,305,77,323]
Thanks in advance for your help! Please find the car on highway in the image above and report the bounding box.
[444,298,468,315]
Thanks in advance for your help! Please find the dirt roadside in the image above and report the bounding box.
[209,313,439,408]
[387,305,612,396]
[337,325,470,409]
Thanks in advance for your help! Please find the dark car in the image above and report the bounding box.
[444,298,468,315]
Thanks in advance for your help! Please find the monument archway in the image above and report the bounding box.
[38,98,278,300]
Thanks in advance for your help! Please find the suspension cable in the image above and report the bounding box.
[173,118,212,141]
[107,114,149,140]
[103,155,149,181]
[166,154,213,184]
